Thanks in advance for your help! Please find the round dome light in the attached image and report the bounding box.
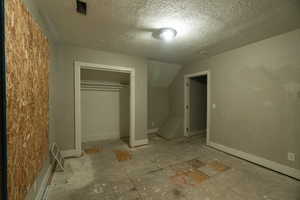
[152,28,177,42]
[159,28,177,41]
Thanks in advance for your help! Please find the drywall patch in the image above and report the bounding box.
[5,0,49,199]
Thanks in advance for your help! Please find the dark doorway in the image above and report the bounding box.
[188,75,208,142]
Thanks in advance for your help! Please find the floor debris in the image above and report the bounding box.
[84,146,102,154]
[207,160,230,172]
[47,134,300,200]
[185,170,209,184]
[187,159,206,169]
[147,168,164,174]
[114,150,132,161]
[170,169,209,186]
[168,158,231,186]
[170,171,193,186]
[92,184,104,194]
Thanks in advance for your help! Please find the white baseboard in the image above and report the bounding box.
[188,129,206,137]
[61,149,82,158]
[83,133,120,143]
[35,164,53,200]
[147,128,159,134]
[208,141,300,180]
[133,139,149,147]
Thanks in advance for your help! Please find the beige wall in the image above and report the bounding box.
[147,61,181,130]
[54,44,148,150]
[148,86,170,129]
[170,29,300,170]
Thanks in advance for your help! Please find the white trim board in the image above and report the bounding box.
[62,139,148,157]
[82,133,121,143]
[34,164,53,200]
[208,141,300,180]
[61,149,82,158]
[75,61,137,151]
[184,70,211,146]
[132,139,149,147]
[188,129,207,137]
[147,128,159,134]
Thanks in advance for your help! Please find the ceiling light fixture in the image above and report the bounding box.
[153,28,177,42]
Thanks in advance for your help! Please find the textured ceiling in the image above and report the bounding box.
[36,0,300,64]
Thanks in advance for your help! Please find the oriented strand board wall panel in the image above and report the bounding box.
[5,0,49,199]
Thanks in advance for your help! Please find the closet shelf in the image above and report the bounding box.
[81,80,128,91]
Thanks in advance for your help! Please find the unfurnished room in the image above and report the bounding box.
[1,0,300,200]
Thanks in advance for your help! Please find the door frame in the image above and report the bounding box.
[184,71,210,145]
[74,61,136,154]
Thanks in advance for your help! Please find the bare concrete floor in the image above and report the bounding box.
[48,134,300,200]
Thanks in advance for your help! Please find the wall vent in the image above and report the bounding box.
[76,0,87,15]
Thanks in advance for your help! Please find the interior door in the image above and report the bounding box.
[184,78,190,136]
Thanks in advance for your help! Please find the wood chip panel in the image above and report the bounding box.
[5,0,49,199]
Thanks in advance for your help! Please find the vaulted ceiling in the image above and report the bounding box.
[35,0,300,64]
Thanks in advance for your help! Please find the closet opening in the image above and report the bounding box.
[74,62,136,155]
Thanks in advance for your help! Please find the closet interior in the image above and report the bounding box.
[80,69,130,146]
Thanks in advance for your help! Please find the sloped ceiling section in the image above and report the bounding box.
[148,60,182,87]
[34,0,300,64]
